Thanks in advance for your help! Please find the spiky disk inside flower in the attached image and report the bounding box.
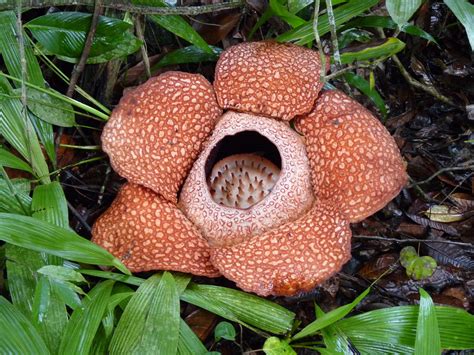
[295,90,407,222]
[179,111,314,247]
[92,183,220,277]
[214,41,324,120]
[210,201,352,297]
[102,71,222,203]
[209,153,280,209]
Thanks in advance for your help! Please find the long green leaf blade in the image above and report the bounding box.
[276,0,379,45]
[178,319,208,355]
[386,0,424,25]
[292,288,370,341]
[0,296,51,354]
[0,213,129,273]
[58,280,114,355]
[182,284,295,335]
[110,272,180,354]
[444,0,474,51]
[336,305,474,351]
[0,147,33,173]
[415,289,441,355]
[32,182,69,228]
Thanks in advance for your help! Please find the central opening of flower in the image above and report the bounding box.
[204,131,282,209]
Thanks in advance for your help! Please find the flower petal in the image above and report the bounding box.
[92,183,220,277]
[214,41,323,120]
[210,202,351,296]
[102,71,222,203]
[295,90,407,222]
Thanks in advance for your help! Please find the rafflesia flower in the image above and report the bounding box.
[92,41,407,296]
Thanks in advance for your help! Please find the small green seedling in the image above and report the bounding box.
[400,246,437,280]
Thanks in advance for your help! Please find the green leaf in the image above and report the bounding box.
[214,321,236,342]
[25,12,142,62]
[263,337,296,355]
[336,305,474,352]
[0,213,129,274]
[149,15,212,54]
[58,280,114,355]
[0,11,56,164]
[288,0,314,14]
[181,284,295,335]
[276,0,379,45]
[110,273,180,354]
[292,288,370,341]
[270,0,306,28]
[444,0,474,51]
[0,11,45,87]
[133,0,212,53]
[343,72,388,118]
[0,76,50,183]
[386,0,424,25]
[400,246,418,267]
[38,265,87,284]
[316,305,350,354]
[153,45,221,70]
[406,256,437,280]
[25,87,75,127]
[32,182,69,229]
[0,147,33,173]
[178,319,208,355]
[343,16,438,44]
[79,270,295,336]
[339,37,406,64]
[415,289,441,355]
[0,177,32,214]
[0,296,51,354]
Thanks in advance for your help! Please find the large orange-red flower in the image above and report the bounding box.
[92,41,407,296]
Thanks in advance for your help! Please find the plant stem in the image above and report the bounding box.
[66,0,102,97]
[312,0,326,82]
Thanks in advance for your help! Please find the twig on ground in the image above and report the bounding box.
[67,201,92,233]
[408,160,474,188]
[325,64,358,80]
[355,235,472,247]
[0,0,245,15]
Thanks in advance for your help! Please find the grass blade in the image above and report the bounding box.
[292,288,370,341]
[444,0,474,51]
[0,296,51,354]
[32,182,69,228]
[182,284,295,335]
[0,147,33,173]
[0,213,129,274]
[110,272,180,354]
[178,318,208,355]
[386,0,424,25]
[58,280,115,355]
[336,305,474,351]
[344,72,388,118]
[415,289,441,354]
[0,177,32,214]
[276,0,379,45]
